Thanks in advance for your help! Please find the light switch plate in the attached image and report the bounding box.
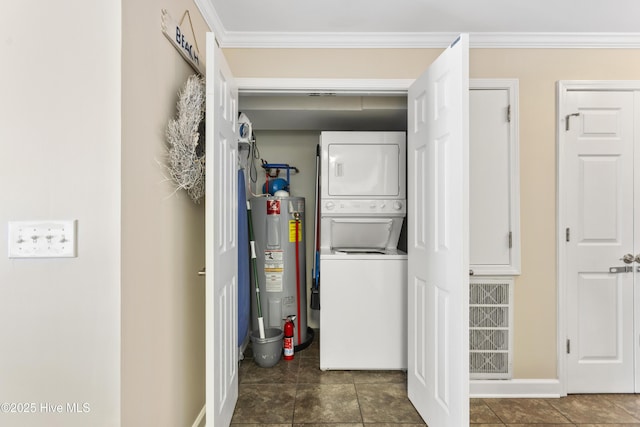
[8,220,77,258]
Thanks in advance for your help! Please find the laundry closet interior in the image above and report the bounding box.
[238,79,520,376]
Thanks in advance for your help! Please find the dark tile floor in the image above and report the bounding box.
[232,331,640,426]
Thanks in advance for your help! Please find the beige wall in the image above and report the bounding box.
[1,1,210,425]
[473,49,640,378]
[0,2,121,426]
[224,46,640,379]
[121,1,209,426]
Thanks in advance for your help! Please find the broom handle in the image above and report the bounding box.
[247,200,265,339]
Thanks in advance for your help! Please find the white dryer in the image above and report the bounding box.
[319,131,408,370]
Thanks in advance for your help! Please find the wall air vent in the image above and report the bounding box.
[469,278,513,379]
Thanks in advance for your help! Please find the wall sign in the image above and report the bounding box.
[161,9,204,75]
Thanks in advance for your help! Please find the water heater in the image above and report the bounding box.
[250,196,311,348]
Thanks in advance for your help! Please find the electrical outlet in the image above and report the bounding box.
[8,220,77,258]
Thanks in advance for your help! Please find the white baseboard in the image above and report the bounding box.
[192,405,206,427]
[470,379,562,398]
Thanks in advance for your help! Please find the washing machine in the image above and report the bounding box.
[318,131,408,370]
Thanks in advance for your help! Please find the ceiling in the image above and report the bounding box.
[198,0,640,129]
[210,0,637,33]
[199,0,640,48]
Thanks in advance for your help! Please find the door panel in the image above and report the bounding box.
[565,90,635,393]
[580,156,620,240]
[469,89,511,267]
[206,33,239,425]
[407,34,469,427]
[577,273,622,359]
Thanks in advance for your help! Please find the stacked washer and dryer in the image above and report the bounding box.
[319,131,408,370]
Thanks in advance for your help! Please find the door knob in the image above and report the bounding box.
[620,254,634,264]
[635,255,640,264]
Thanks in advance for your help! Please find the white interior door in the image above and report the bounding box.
[635,90,640,392]
[564,89,636,393]
[205,33,239,425]
[407,34,469,426]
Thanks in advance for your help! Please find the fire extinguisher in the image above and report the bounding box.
[283,315,295,361]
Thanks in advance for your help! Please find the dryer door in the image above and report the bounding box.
[320,131,406,199]
[327,143,400,197]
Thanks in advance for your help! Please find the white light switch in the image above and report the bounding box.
[8,220,77,258]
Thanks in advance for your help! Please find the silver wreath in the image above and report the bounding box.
[165,74,206,203]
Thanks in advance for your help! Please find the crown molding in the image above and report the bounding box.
[471,32,640,49]
[193,1,640,49]
[221,31,457,48]
[193,0,223,40]
[220,32,640,49]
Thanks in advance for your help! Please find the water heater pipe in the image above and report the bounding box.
[294,213,302,345]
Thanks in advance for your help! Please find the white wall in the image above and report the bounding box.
[0,2,121,426]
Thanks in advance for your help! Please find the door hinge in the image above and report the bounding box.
[507,105,511,123]
[508,231,513,249]
[567,339,571,354]
[565,112,580,131]
[566,227,570,242]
